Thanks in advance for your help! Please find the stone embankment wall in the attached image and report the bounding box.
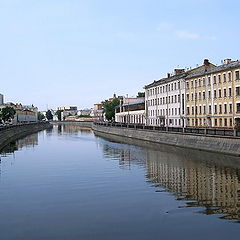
[51,121,93,128]
[92,124,240,157]
[0,123,51,151]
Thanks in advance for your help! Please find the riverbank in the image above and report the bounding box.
[0,122,52,151]
[92,123,240,157]
[51,121,93,128]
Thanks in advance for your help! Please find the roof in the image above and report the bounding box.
[144,73,186,89]
[122,99,145,107]
[186,61,240,79]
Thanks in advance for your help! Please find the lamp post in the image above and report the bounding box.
[126,94,129,124]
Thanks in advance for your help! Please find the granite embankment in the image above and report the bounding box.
[92,124,240,156]
[0,122,51,151]
[51,121,93,128]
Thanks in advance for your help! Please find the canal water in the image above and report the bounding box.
[0,124,240,240]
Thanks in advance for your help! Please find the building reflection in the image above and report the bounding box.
[96,132,240,222]
[53,124,91,135]
[1,133,38,155]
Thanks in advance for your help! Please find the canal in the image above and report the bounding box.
[0,124,240,240]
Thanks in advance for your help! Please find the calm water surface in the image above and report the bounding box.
[0,124,240,240]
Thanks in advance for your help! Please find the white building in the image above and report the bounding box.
[115,97,145,124]
[145,70,186,127]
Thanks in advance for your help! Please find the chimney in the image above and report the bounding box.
[174,69,185,75]
[203,59,210,66]
[223,59,232,65]
[167,73,171,78]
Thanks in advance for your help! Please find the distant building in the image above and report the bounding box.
[0,93,4,106]
[93,103,105,121]
[57,106,77,111]
[115,97,145,124]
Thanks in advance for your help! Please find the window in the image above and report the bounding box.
[229,88,232,97]
[186,81,189,89]
[208,76,211,85]
[224,118,227,126]
[230,118,233,126]
[199,106,202,114]
[213,76,216,84]
[223,73,226,82]
[203,106,206,114]
[237,103,240,113]
[218,75,221,83]
[214,90,217,98]
[199,92,201,100]
[214,105,217,114]
[191,93,194,101]
[178,94,180,102]
[187,107,190,115]
[236,71,240,80]
[198,79,201,87]
[203,78,206,86]
[174,82,176,90]
[178,81,180,89]
[219,104,222,114]
[192,106,194,115]
[218,89,222,98]
[228,72,232,82]
[209,105,212,114]
[224,104,227,114]
[186,94,189,101]
[224,89,227,97]
[215,119,217,126]
[229,103,233,113]
[219,118,222,126]
[236,87,240,96]
[195,106,198,115]
[203,92,206,100]
[208,90,211,99]
[195,79,197,88]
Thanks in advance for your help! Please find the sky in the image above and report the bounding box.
[0,0,240,110]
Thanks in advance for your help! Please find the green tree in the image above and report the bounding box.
[102,98,120,121]
[137,92,145,98]
[37,112,45,121]
[1,106,16,122]
[55,110,63,121]
[46,110,53,121]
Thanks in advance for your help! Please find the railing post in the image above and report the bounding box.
[234,129,237,137]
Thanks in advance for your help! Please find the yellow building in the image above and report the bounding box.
[185,59,240,128]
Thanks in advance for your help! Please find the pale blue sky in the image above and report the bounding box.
[1,0,239,110]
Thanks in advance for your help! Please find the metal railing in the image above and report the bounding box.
[94,122,240,138]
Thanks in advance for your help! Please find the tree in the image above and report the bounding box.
[102,98,120,121]
[1,106,16,122]
[37,112,45,121]
[55,110,63,121]
[46,110,53,121]
[137,92,145,98]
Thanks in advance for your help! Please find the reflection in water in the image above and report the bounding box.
[53,124,91,135]
[1,133,38,156]
[95,131,240,222]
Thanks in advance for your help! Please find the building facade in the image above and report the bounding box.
[144,60,216,127]
[145,70,186,127]
[185,59,240,129]
[115,97,145,124]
